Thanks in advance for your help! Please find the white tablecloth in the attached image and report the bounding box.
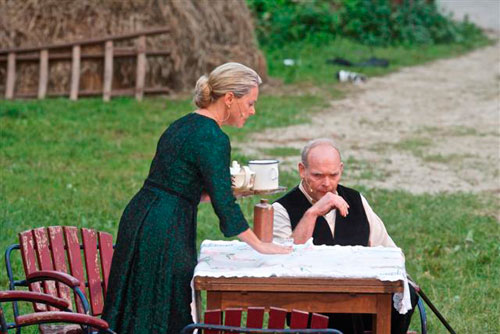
[191,239,412,320]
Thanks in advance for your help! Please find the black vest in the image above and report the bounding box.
[275,184,370,246]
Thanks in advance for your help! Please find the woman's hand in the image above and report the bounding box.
[254,242,292,254]
[237,228,292,254]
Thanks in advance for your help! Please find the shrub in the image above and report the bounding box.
[247,0,485,48]
[247,0,342,48]
[341,0,484,46]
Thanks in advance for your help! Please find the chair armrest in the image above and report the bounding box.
[16,311,115,333]
[26,270,81,288]
[0,290,70,310]
[25,270,91,314]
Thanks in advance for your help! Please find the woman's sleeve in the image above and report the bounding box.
[197,133,249,237]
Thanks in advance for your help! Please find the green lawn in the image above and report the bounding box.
[263,36,490,87]
[1,37,498,333]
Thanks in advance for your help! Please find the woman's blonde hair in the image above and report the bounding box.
[193,62,262,108]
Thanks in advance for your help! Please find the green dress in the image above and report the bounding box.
[101,113,249,333]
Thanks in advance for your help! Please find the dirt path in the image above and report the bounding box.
[243,41,500,196]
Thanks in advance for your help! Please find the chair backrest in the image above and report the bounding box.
[18,226,113,316]
[204,307,329,333]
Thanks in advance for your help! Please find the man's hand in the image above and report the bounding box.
[308,192,350,217]
[292,192,349,244]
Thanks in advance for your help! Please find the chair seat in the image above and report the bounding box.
[39,324,83,334]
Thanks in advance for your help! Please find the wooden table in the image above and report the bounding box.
[194,276,403,334]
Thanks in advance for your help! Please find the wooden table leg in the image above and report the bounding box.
[373,294,392,334]
[195,290,202,322]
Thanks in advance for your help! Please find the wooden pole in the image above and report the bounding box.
[103,41,113,102]
[5,52,16,99]
[70,45,81,101]
[0,27,170,55]
[38,49,49,99]
[135,35,146,101]
[0,49,171,62]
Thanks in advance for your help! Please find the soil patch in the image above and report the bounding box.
[243,41,500,197]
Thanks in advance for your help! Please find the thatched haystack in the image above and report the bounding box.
[0,0,267,96]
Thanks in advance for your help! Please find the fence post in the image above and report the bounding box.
[135,35,146,102]
[103,40,113,102]
[6,52,16,99]
[70,45,81,101]
[38,49,49,99]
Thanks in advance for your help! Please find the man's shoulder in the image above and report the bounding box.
[337,184,366,205]
[337,184,361,196]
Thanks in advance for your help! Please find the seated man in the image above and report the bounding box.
[273,138,418,334]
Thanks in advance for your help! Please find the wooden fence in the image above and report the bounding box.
[0,27,171,102]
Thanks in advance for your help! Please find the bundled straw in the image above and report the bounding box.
[0,0,267,95]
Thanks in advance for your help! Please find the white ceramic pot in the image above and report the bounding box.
[248,160,279,191]
[230,161,255,190]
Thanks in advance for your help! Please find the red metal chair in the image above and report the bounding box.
[0,290,115,334]
[181,307,343,334]
[5,226,114,333]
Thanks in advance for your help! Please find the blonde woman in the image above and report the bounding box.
[101,62,291,334]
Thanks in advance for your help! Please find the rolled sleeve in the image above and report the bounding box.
[272,202,293,239]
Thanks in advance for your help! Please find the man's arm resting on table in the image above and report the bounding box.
[272,201,320,244]
[272,202,293,239]
[291,209,319,244]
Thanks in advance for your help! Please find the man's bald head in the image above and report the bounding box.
[301,138,341,168]
[299,139,344,201]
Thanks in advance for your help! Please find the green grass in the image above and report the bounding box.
[224,94,328,142]
[0,95,324,244]
[357,187,499,333]
[393,137,433,156]
[1,95,328,332]
[421,153,473,164]
[416,125,496,138]
[1,96,498,333]
[342,156,391,181]
[260,146,301,158]
[264,36,491,86]
[1,36,498,333]
[390,136,477,164]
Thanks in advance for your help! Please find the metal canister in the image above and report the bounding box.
[253,199,274,242]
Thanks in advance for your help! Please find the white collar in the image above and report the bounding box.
[299,181,316,204]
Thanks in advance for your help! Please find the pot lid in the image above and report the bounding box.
[248,159,279,164]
